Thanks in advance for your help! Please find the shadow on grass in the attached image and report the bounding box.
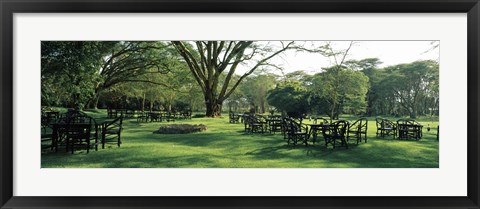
[241,138,438,168]
[42,117,439,168]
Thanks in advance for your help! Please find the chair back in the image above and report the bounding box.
[66,123,91,140]
[331,120,349,137]
[41,119,52,135]
[42,111,59,124]
[255,115,267,123]
[229,111,235,122]
[282,117,293,133]
[64,113,95,143]
[351,118,368,131]
[288,119,304,133]
[312,117,329,125]
[375,118,383,129]
[105,116,123,132]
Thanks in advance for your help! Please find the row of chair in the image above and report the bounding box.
[236,114,368,149]
[375,118,424,140]
[282,118,368,149]
[136,111,192,123]
[41,110,123,154]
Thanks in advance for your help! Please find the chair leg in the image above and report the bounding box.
[71,140,74,154]
[102,133,106,149]
[117,133,121,147]
[66,138,70,152]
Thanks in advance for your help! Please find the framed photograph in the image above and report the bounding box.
[1,0,479,208]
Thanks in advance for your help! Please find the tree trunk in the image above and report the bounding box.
[204,89,223,117]
[142,93,146,112]
[410,106,417,119]
[205,102,222,117]
[92,95,100,109]
[260,98,266,114]
[330,104,336,121]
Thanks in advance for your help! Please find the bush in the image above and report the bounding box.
[153,124,207,134]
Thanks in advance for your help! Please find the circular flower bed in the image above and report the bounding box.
[153,124,207,134]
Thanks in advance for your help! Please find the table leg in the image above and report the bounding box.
[52,125,58,152]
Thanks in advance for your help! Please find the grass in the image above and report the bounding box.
[41,110,439,168]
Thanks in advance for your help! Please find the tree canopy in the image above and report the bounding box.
[41,41,439,120]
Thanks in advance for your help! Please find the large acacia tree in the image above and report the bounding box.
[382,60,439,118]
[91,41,176,108]
[172,41,294,117]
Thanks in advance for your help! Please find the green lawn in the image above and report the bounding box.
[41,110,439,168]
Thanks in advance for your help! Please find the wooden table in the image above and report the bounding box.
[305,123,331,145]
[397,124,423,140]
[50,122,99,152]
[266,118,282,133]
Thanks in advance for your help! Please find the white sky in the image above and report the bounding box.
[238,41,439,75]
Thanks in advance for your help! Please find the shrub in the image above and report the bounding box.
[153,124,207,134]
[192,114,206,118]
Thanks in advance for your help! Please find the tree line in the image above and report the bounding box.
[41,41,439,119]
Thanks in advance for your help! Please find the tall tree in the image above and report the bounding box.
[172,41,294,117]
[267,81,310,118]
[240,73,278,113]
[91,41,175,108]
[41,41,116,108]
[345,58,384,116]
[382,60,439,118]
[310,67,369,119]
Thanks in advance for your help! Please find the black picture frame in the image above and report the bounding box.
[1,0,479,208]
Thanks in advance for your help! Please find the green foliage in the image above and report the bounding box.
[41,40,439,120]
[267,81,310,117]
[310,66,369,119]
[41,41,116,108]
[378,60,439,118]
[240,73,278,113]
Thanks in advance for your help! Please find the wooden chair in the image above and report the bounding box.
[125,109,135,118]
[42,111,59,124]
[281,117,290,139]
[101,116,123,149]
[166,111,176,122]
[248,115,267,133]
[107,108,116,118]
[376,118,397,138]
[64,114,98,154]
[182,110,192,120]
[437,125,439,141]
[229,112,240,123]
[242,114,251,133]
[268,116,283,134]
[347,118,368,144]
[149,112,161,122]
[136,111,148,123]
[397,119,423,140]
[286,118,309,146]
[41,119,54,151]
[323,120,349,149]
